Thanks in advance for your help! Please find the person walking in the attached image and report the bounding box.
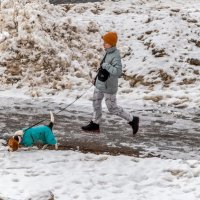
[81,32,139,135]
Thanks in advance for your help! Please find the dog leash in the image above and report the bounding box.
[24,84,94,131]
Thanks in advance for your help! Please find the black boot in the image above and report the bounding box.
[128,117,139,135]
[81,121,100,132]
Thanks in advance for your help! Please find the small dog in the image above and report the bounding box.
[8,111,58,152]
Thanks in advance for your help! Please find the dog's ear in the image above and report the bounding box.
[13,135,19,142]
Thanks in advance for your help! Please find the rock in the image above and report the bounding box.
[143,95,163,102]
[187,58,200,66]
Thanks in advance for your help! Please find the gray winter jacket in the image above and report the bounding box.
[95,47,122,94]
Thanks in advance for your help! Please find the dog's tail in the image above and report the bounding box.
[50,111,54,123]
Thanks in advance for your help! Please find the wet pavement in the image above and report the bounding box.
[0,97,200,159]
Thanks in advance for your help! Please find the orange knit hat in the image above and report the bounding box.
[102,32,118,47]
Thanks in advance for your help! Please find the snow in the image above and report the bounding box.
[0,148,200,200]
[0,0,200,199]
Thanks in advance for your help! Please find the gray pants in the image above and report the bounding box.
[92,88,133,124]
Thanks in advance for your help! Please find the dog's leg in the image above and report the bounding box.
[55,143,58,150]
[25,147,33,151]
[42,144,48,150]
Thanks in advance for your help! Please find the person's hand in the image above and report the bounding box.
[102,63,108,69]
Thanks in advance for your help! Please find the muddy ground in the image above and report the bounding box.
[1,97,200,159]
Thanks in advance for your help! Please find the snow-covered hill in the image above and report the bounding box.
[0,0,200,109]
[0,0,103,97]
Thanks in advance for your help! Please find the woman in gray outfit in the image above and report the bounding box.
[82,32,139,135]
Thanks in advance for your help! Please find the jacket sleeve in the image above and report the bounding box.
[101,54,122,76]
[25,141,33,147]
[46,134,57,145]
[23,138,33,147]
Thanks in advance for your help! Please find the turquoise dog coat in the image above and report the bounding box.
[21,125,57,147]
